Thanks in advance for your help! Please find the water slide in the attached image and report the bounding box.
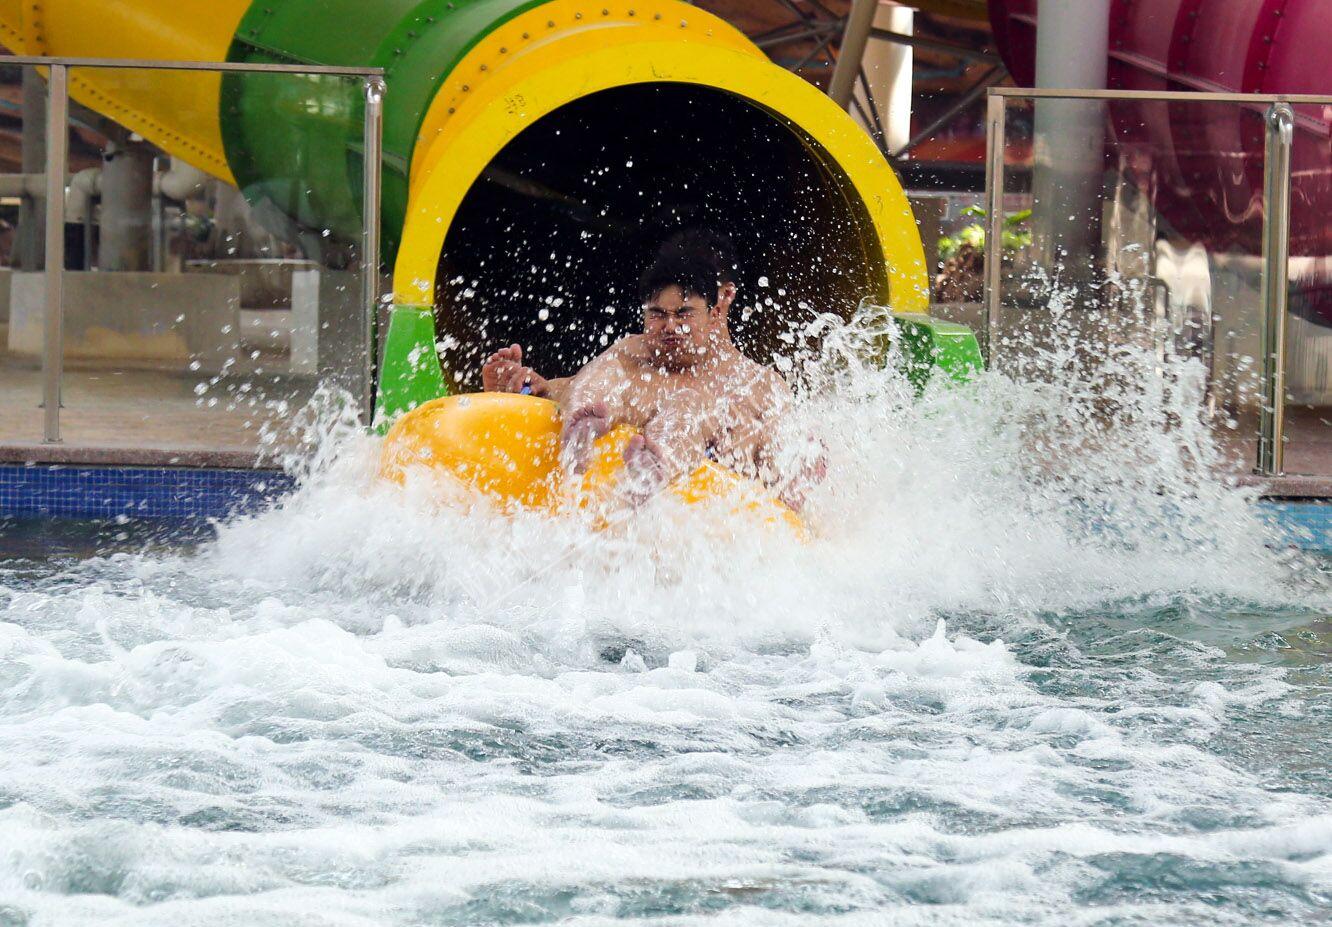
[986,0,1332,326]
[0,0,983,422]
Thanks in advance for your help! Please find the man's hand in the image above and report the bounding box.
[481,344,551,396]
[560,401,612,474]
[778,450,828,513]
[622,433,669,507]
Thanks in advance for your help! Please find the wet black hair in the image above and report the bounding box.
[637,227,738,305]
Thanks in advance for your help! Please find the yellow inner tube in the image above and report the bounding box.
[378,394,803,533]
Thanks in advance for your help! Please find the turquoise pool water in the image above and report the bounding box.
[2,492,1330,927]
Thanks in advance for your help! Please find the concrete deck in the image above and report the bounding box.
[1221,406,1332,498]
[0,352,309,468]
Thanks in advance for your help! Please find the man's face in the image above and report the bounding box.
[642,285,721,368]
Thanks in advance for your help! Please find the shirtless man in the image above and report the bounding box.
[481,232,822,509]
[481,230,744,405]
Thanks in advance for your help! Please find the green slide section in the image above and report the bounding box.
[222,0,549,260]
[893,312,984,391]
[376,307,449,424]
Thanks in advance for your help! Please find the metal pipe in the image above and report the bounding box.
[68,167,100,270]
[751,20,823,44]
[65,167,100,220]
[892,64,1002,158]
[82,207,94,271]
[982,90,1005,367]
[1257,102,1294,476]
[42,64,68,444]
[361,76,385,426]
[856,68,889,156]
[754,23,840,49]
[791,33,838,73]
[156,157,208,201]
[98,137,154,271]
[868,27,1004,65]
[150,157,165,273]
[1031,0,1109,281]
[0,54,382,76]
[828,0,877,108]
[17,68,46,272]
[0,172,48,197]
[988,86,1332,104]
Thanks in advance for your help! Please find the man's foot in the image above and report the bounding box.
[561,401,611,474]
[622,433,669,505]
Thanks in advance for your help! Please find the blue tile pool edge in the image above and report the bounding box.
[2,464,1329,553]
[0,464,296,520]
[1258,500,1332,553]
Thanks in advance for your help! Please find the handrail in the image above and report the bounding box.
[983,87,1301,478]
[1258,102,1295,477]
[42,64,67,444]
[989,86,1332,105]
[361,77,386,428]
[0,54,382,77]
[27,56,385,442]
[981,91,1005,366]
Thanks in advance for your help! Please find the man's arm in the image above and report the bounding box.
[561,340,632,410]
[543,377,572,405]
[750,369,826,512]
[559,343,631,473]
[479,345,578,404]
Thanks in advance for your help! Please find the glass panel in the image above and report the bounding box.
[911,190,986,332]
[995,95,1270,477]
[0,65,49,450]
[1284,104,1332,477]
[58,66,370,463]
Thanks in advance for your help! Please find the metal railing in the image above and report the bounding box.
[4,55,386,443]
[983,86,1329,477]
[1259,102,1295,476]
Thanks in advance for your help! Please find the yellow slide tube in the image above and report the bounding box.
[0,0,249,182]
[394,0,928,313]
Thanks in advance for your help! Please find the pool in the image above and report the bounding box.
[2,497,1330,925]
[2,350,1330,925]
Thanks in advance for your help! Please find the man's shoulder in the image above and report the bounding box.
[736,353,791,394]
[614,334,654,366]
[712,350,792,411]
[582,334,638,368]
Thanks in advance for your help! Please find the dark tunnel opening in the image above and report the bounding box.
[436,83,889,391]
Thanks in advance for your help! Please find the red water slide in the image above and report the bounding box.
[988,0,1332,324]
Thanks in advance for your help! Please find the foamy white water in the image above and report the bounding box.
[1,308,1330,925]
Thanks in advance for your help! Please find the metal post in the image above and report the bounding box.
[1257,101,1294,476]
[361,76,385,426]
[17,68,46,272]
[982,90,1005,366]
[98,135,153,271]
[42,64,68,444]
[150,156,166,273]
[828,0,877,108]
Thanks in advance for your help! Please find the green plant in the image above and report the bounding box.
[937,205,1032,260]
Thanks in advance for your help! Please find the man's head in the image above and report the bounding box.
[637,244,725,369]
[659,228,739,322]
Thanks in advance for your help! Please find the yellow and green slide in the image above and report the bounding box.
[0,0,981,420]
